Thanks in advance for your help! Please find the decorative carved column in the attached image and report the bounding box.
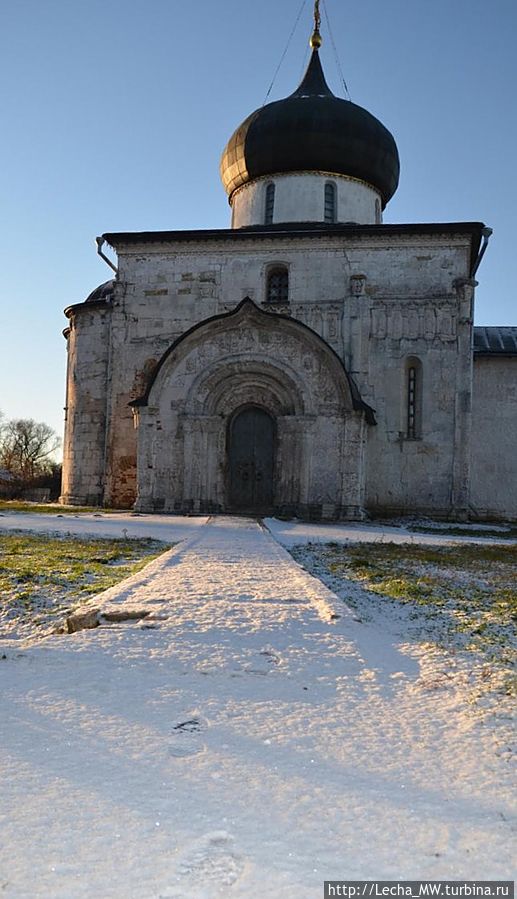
[275,414,323,514]
[133,406,158,512]
[340,413,367,519]
[182,415,225,512]
[451,278,477,517]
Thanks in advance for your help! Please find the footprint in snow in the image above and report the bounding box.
[173,718,203,733]
[169,716,208,758]
[259,647,281,665]
[241,647,283,676]
[173,831,244,891]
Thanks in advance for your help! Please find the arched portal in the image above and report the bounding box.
[131,299,372,519]
[228,406,275,511]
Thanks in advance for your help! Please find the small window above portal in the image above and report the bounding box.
[266,266,289,304]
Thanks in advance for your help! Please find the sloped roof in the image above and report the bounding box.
[474,326,517,356]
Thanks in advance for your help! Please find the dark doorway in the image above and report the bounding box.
[228,406,275,511]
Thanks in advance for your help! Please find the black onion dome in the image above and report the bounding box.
[220,50,400,208]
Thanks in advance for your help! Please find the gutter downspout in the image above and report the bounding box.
[95,236,118,274]
[471,227,492,277]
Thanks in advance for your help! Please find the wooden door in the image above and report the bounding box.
[228,407,274,511]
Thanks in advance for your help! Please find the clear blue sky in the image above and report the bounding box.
[1,0,515,448]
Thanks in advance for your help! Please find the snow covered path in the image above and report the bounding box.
[0,517,514,898]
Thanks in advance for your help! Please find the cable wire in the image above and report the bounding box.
[299,41,310,81]
[321,0,351,99]
[263,0,309,105]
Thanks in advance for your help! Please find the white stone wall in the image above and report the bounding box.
[470,357,517,520]
[63,228,481,516]
[363,278,475,517]
[231,173,381,228]
[113,232,472,318]
[60,305,111,505]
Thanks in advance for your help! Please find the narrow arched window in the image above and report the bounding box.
[265,183,275,225]
[405,357,423,439]
[324,182,337,223]
[375,199,381,224]
[266,266,288,304]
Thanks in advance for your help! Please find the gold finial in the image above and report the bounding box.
[310,0,322,48]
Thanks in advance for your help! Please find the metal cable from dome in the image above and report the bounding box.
[262,0,309,105]
[299,42,310,81]
[321,0,351,99]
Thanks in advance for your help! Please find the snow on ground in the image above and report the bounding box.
[290,542,516,731]
[0,534,168,644]
[265,517,517,548]
[0,516,515,898]
[0,511,208,541]
[1,508,514,547]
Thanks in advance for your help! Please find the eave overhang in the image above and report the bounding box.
[63,299,110,318]
[103,221,485,276]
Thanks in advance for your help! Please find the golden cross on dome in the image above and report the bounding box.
[310,0,322,49]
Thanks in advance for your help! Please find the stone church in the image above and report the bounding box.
[60,10,517,521]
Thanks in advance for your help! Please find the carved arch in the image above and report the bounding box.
[185,360,302,416]
[131,297,374,422]
[132,299,369,518]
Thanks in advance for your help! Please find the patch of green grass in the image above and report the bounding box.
[408,523,517,540]
[294,540,517,697]
[0,500,124,514]
[0,532,169,634]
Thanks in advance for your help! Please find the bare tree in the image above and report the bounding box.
[0,419,61,483]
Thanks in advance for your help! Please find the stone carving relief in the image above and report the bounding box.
[453,278,477,302]
[370,303,458,342]
[173,325,343,417]
[290,304,342,348]
[221,300,343,350]
[325,312,340,342]
[134,300,368,518]
[350,274,367,297]
[453,277,478,324]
